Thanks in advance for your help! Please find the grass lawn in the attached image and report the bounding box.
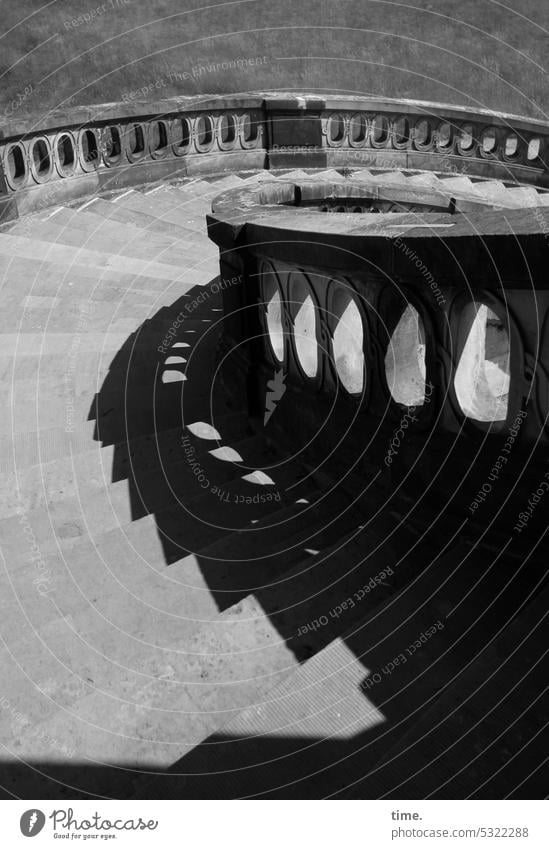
[0,0,548,121]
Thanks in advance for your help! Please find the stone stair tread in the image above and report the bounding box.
[365,171,409,185]
[139,183,209,207]
[114,190,212,225]
[5,218,210,268]
[275,169,314,181]
[0,409,250,508]
[76,197,209,241]
[504,186,545,207]
[352,585,549,799]
[206,175,246,190]
[0,579,298,795]
[26,205,217,256]
[404,172,442,187]
[0,232,191,281]
[239,172,279,185]
[434,175,480,196]
[0,291,177,334]
[0,471,326,656]
[159,179,214,197]
[1,478,374,796]
[470,179,508,199]
[0,432,271,546]
[141,520,534,799]
[0,252,184,298]
[312,169,348,182]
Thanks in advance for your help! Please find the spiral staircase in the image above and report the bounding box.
[1,95,548,799]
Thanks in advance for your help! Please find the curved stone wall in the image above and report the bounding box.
[3,93,549,224]
[321,109,545,175]
[0,98,266,219]
[207,175,549,466]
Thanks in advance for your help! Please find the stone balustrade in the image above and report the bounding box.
[319,103,548,181]
[1,94,549,221]
[207,177,549,469]
[0,97,266,218]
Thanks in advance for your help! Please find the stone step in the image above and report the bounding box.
[0,288,178,334]
[239,172,279,185]
[75,197,211,242]
[312,169,348,182]
[535,192,549,206]
[113,190,212,230]
[0,253,184,302]
[204,174,246,191]
[141,520,536,799]
[404,172,442,189]
[192,492,366,601]
[0,554,299,795]
[59,204,212,253]
[353,584,549,799]
[145,179,214,199]
[0,411,250,514]
[1,466,372,798]
[364,170,409,186]
[435,175,478,194]
[132,506,437,797]
[0,232,192,282]
[158,185,230,207]
[8,210,214,268]
[0,433,282,562]
[275,169,315,181]
[503,186,544,207]
[470,179,509,201]
[0,353,239,470]
[0,460,330,792]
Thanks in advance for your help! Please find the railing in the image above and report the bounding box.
[317,97,549,183]
[2,94,549,221]
[206,176,549,486]
[0,95,267,219]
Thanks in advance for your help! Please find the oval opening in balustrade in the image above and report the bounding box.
[454,302,510,422]
[241,114,259,143]
[504,132,519,158]
[414,119,432,147]
[151,121,168,152]
[527,137,540,160]
[290,274,318,378]
[385,304,426,407]
[219,114,237,144]
[31,139,51,175]
[57,134,75,169]
[328,114,345,143]
[128,124,145,155]
[436,121,452,149]
[262,266,284,362]
[173,118,191,152]
[458,124,475,152]
[105,126,121,159]
[481,127,497,153]
[372,114,389,145]
[393,116,410,146]
[7,144,26,184]
[349,113,367,144]
[195,115,214,146]
[81,129,98,163]
[332,289,364,394]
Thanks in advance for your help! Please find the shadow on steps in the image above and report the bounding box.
[2,283,544,800]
